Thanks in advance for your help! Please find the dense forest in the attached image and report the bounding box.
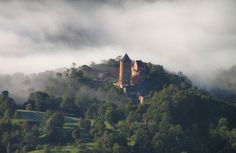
[1,57,236,153]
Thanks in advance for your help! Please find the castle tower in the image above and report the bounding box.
[118,53,132,87]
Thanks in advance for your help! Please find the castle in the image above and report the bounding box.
[114,54,146,104]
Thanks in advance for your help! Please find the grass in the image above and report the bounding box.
[14,109,112,152]
[14,109,80,125]
[64,116,80,129]
[14,109,93,141]
[105,121,112,129]
[14,110,44,122]
[128,138,135,146]
[14,109,112,129]
[28,143,97,153]
[29,145,80,153]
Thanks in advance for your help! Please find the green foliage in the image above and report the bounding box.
[105,109,125,125]
[42,111,64,143]
[2,60,236,153]
[208,117,236,153]
[60,95,79,116]
[112,143,129,153]
[145,63,191,92]
[79,118,91,130]
[90,120,106,139]
[97,130,128,152]
[0,90,16,118]
[29,91,49,111]
[72,128,80,144]
[27,91,60,112]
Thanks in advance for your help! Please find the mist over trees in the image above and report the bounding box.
[210,66,236,102]
[0,0,235,152]
[0,57,236,153]
[1,61,236,105]
[0,70,64,104]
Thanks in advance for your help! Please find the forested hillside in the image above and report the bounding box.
[0,58,236,153]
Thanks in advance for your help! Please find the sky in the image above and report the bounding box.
[0,0,236,86]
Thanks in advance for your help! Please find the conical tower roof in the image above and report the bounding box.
[121,53,132,63]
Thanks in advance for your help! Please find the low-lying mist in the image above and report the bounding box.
[1,62,236,104]
[0,71,61,103]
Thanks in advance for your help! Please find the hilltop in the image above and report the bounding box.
[0,55,236,153]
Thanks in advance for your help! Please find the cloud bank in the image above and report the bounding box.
[0,0,236,85]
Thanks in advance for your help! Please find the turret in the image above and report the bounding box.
[118,53,132,87]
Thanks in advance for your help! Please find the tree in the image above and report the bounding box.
[85,105,98,119]
[90,120,106,138]
[43,112,64,143]
[113,143,129,153]
[79,118,91,130]
[99,131,128,149]
[0,143,6,153]
[0,90,16,118]
[25,103,33,110]
[1,90,9,97]
[78,144,96,153]
[105,109,125,125]
[60,95,79,115]
[72,128,80,144]
[133,127,153,153]
[28,91,49,111]
[209,118,236,153]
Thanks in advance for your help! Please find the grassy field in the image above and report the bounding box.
[14,109,111,129]
[14,109,111,153]
[14,109,80,125]
[29,145,80,153]
[28,143,97,153]
[14,110,44,122]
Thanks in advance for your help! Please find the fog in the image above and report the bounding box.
[0,0,236,101]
